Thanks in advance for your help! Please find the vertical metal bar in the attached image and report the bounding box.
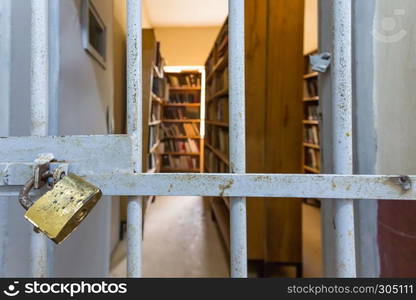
[229,0,248,278]
[48,0,60,137]
[30,0,49,277]
[0,0,12,277]
[46,0,61,277]
[127,0,143,278]
[200,68,206,173]
[332,0,356,277]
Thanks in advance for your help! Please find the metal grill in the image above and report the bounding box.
[0,0,416,278]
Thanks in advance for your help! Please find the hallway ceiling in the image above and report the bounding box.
[144,0,228,27]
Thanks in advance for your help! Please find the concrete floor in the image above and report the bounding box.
[111,196,229,278]
[111,197,323,278]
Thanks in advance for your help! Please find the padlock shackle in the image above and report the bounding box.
[19,172,52,210]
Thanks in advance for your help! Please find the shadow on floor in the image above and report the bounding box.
[110,196,229,278]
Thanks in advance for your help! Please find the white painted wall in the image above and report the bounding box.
[353,0,379,278]
[58,0,112,136]
[0,0,10,137]
[1,0,116,277]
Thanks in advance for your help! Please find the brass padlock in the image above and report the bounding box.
[19,172,102,244]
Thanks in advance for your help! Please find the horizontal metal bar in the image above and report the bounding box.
[1,173,416,200]
[0,135,133,174]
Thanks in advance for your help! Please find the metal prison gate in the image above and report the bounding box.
[1,0,416,278]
